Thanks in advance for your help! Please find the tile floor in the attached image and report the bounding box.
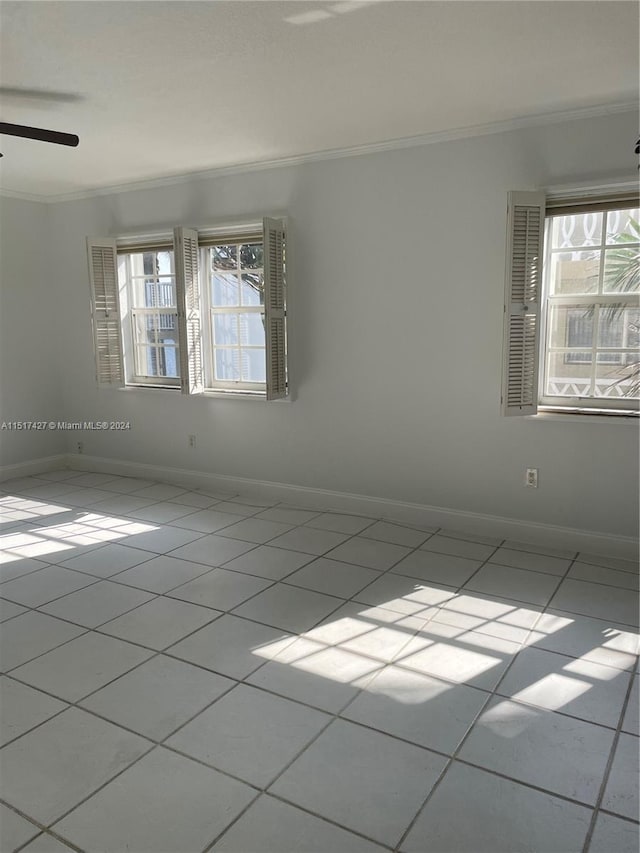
[0,470,638,853]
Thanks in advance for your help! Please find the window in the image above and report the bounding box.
[87,219,287,399]
[501,192,639,416]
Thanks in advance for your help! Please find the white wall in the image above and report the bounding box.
[0,196,65,466]
[44,110,639,540]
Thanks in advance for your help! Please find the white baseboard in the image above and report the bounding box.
[59,453,639,561]
[0,455,68,482]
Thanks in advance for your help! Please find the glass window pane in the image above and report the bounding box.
[594,356,639,399]
[158,346,179,377]
[215,349,241,381]
[239,313,265,346]
[240,272,264,306]
[605,208,640,243]
[213,315,238,346]
[132,278,175,308]
[545,352,592,397]
[133,314,157,345]
[548,304,594,355]
[156,312,177,344]
[548,251,599,295]
[212,245,237,270]
[241,348,266,383]
[240,243,263,269]
[551,213,602,249]
[596,310,624,349]
[156,251,173,276]
[212,273,239,306]
[603,245,639,293]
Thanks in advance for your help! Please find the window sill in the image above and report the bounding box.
[115,385,289,402]
[531,407,639,424]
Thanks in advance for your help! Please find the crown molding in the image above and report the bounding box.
[1,99,637,205]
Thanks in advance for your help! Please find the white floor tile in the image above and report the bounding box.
[550,578,640,627]
[359,521,432,548]
[53,747,255,853]
[170,491,220,508]
[168,684,329,786]
[459,697,615,804]
[40,580,155,628]
[533,610,640,670]
[58,542,152,577]
[397,630,520,691]
[496,646,632,727]
[81,655,234,740]
[437,528,503,546]
[569,561,639,591]
[577,552,639,574]
[306,512,376,535]
[96,477,158,494]
[271,719,447,847]
[232,584,342,633]
[0,803,40,851]
[128,502,199,523]
[489,547,572,576]
[211,501,263,517]
[0,598,26,621]
[601,733,640,820]
[130,483,190,500]
[256,507,322,524]
[217,517,294,544]
[173,508,247,533]
[168,614,294,679]
[589,812,640,853]
[168,568,272,611]
[401,761,590,853]
[326,536,412,571]
[223,545,314,580]
[113,555,214,593]
[284,557,380,599]
[267,527,350,556]
[168,533,255,566]
[89,495,161,515]
[501,539,577,560]
[622,675,639,734]
[20,833,74,852]
[0,677,67,746]
[432,593,542,645]
[0,565,96,608]
[353,573,455,619]
[392,550,481,587]
[0,707,150,825]
[420,534,497,561]
[101,596,219,650]
[11,632,153,702]
[212,794,386,852]
[66,473,123,488]
[247,635,381,713]
[0,611,85,671]
[464,563,559,607]
[343,665,487,754]
[123,526,205,554]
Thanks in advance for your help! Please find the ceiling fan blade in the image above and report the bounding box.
[0,87,82,104]
[0,121,79,147]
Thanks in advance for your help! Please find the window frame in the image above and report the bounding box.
[538,202,639,414]
[89,218,287,400]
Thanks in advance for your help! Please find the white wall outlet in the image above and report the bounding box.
[188,434,196,449]
[77,441,84,454]
[525,467,538,488]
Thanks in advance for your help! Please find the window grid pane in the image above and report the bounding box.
[542,207,639,405]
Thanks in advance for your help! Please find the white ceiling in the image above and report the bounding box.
[0,0,637,199]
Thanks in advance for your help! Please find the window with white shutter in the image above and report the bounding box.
[88,219,289,399]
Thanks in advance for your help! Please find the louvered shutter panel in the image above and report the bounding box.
[263,217,288,400]
[501,192,545,416]
[175,227,204,395]
[86,238,124,387]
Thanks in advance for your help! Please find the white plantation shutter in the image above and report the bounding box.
[87,238,124,387]
[175,227,204,395]
[263,217,288,400]
[501,192,545,416]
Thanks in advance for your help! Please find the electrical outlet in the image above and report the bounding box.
[77,441,84,454]
[188,434,196,449]
[525,467,538,488]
